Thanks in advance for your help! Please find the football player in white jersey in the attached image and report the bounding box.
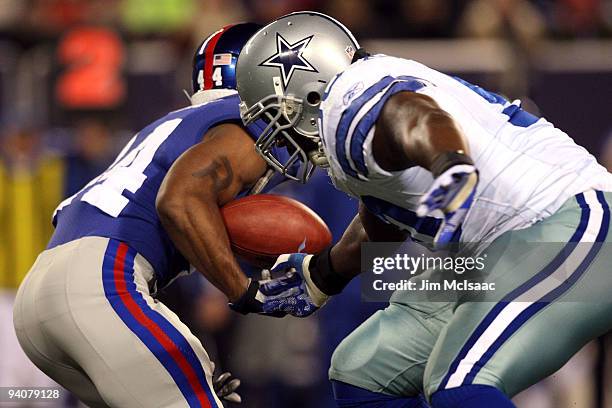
[232,11,612,408]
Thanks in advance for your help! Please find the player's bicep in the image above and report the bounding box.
[373,91,466,172]
[328,74,448,179]
[158,123,267,209]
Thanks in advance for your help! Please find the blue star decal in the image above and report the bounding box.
[259,33,317,88]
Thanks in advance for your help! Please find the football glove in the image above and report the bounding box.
[213,371,241,404]
[257,253,329,317]
[270,253,329,306]
[235,253,328,318]
[230,252,341,318]
[417,163,478,247]
[228,279,286,318]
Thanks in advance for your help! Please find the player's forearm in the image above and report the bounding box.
[330,214,367,279]
[310,203,411,296]
[306,215,366,298]
[158,197,248,302]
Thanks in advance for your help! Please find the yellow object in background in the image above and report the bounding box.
[0,157,64,288]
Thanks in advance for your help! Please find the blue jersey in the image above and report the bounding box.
[49,94,288,288]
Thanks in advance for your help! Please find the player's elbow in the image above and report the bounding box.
[156,179,204,227]
[156,185,185,226]
[156,180,217,228]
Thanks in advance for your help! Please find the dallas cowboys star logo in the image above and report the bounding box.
[259,33,318,88]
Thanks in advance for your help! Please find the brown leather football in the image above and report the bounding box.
[221,194,332,267]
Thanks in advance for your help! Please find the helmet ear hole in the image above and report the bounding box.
[306,91,321,106]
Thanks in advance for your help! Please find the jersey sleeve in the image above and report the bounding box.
[320,56,430,181]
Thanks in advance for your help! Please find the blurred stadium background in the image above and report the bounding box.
[0,0,611,407]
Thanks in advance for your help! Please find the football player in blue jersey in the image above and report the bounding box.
[13,23,295,408]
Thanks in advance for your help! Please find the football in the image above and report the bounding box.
[221,194,332,267]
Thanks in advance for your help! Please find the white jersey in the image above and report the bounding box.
[319,55,612,245]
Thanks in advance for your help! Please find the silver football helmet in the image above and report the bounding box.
[237,11,360,182]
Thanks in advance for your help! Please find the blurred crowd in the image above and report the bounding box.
[1,1,612,407]
[1,0,612,42]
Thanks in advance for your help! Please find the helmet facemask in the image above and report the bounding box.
[240,92,325,183]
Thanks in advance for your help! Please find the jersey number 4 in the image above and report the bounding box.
[54,118,183,218]
[197,67,223,88]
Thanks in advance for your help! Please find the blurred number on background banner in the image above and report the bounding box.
[56,27,126,109]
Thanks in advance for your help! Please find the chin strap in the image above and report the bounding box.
[247,168,275,195]
[182,89,193,104]
[308,147,329,168]
[306,138,330,168]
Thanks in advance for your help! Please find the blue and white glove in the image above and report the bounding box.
[259,253,330,317]
[229,254,329,318]
[417,163,478,247]
[230,247,352,318]
[229,279,286,318]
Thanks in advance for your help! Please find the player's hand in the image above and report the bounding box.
[417,164,478,247]
[213,371,241,404]
[258,253,329,317]
[228,279,287,318]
